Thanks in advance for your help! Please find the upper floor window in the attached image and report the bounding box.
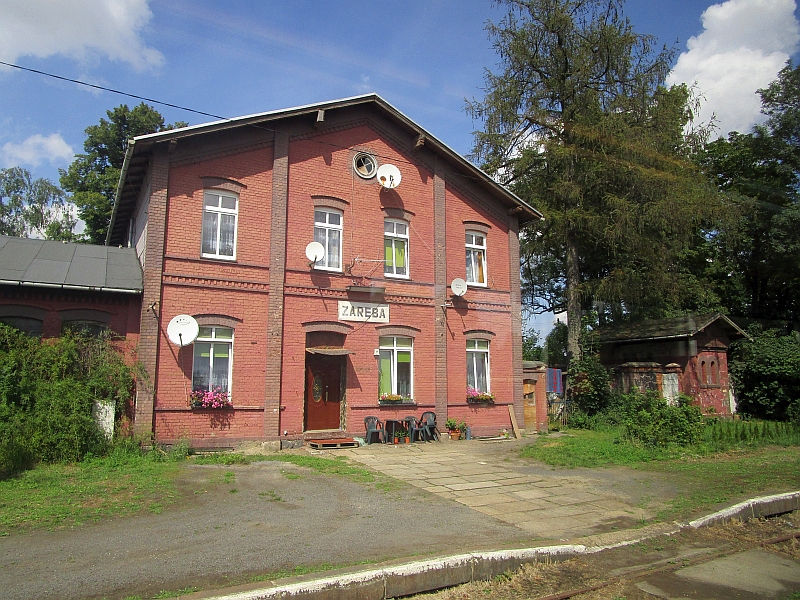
[314,209,342,270]
[467,339,490,393]
[192,326,233,396]
[465,231,487,286]
[379,336,413,399]
[384,219,409,278]
[0,316,43,337]
[202,190,238,259]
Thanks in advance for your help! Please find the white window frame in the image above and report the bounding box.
[192,326,234,396]
[378,336,414,399]
[466,338,490,393]
[314,208,343,271]
[201,190,238,260]
[465,231,487,286]
[384,219,409,279]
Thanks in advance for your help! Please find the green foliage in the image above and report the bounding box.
[544,321,568,368]
[0,324,136,475]
[60,103,187,244]
[729,327,800,421]
[567,354,611,414]
[470,0,722,361]
[621,392,704,447]
[522,329,543,361]
[0,167,77,240]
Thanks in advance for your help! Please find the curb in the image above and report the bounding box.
[192,490,800,600]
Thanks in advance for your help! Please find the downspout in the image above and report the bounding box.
[105,139,136,246]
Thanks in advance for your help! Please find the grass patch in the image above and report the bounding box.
[522,427,800,521]
[249,560,375,583]
[192,453,250,465]
[0,447,181,534]
[152,587,199,599]
[259,454,375,483]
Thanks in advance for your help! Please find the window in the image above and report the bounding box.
[62,320,108,337]
[467,339,490,393]
[314,208,342,270]
[202,190,238,259]
[192,326,233,395]
[465,231,487,285]
[384,219,409,277]
[0,316,43,337]
[353,152,377,179]
[379,336,413,398]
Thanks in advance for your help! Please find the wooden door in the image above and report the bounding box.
[305,354,343,431]
[523,379,536,429]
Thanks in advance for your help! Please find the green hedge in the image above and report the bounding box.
[0,324,135,475]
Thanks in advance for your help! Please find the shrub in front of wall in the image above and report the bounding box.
[568,354,612,415]
[729,328,800,422]
[621,391,704,447]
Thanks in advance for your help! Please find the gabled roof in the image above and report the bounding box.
[107,94,543,245]
[597,313,751,344]
[0,235,142,293]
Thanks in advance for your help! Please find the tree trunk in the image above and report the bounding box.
[566,231,582,365]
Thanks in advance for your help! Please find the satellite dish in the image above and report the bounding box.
[450,278,467,297]
[167,314,199,347]
[376,164,401,189]
[305,241,325,264]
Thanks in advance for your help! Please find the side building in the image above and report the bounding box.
[108,94,542,446]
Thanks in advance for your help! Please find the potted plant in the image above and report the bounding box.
[445,418,461,441]
[466,386,495,404]
[394,425,408,443]
[190,387,232,409]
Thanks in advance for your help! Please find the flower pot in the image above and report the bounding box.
[404,436,410,444]
[393,437,400,444]
[449,431,461,441]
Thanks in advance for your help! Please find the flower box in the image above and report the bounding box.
[190,388,232,409]
[466,386,494,404]
[379,394,414,405]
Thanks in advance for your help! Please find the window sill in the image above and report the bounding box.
[467,282,488,288]
[378,399,416,406]
[313,267,343,273]
[384,274,410,280]
[200,254,237,262]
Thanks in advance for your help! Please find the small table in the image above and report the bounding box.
[384,419,407,443]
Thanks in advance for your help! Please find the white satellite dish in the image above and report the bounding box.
[167,314,199,347]
[305,241,325,264]
[376,164,401,189]
[450,278,467,297]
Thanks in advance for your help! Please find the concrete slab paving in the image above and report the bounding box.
[345,438,674,540]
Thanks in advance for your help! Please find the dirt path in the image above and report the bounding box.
[0,457,531,600]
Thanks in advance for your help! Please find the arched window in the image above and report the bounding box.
[467,339,491,393]
[192,326,234,396]
[378,336,413,400]
[384,219,409,278]
[314,208,342,270]
[202,189,238,259]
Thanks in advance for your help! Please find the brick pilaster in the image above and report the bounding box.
[508,215,525,428]
[433,157,448,424]
[134,146,169,439]
[265,130,289,436]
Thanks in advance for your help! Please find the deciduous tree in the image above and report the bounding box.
[0,167,77,240]
[60,103,186,244]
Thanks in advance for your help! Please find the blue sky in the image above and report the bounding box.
[2,0,799,337]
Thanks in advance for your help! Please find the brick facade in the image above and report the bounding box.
[110,96,541,446]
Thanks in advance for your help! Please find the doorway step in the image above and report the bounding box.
[307,438,359,449]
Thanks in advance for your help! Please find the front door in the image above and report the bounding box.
[305,353,343,430]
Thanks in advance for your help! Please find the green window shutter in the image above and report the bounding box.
[379,350,393,395]
[384,237,394,267]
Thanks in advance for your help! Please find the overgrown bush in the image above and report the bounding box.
[568,354,611,414]
[621,391,704,447]
[729,327,800,422]
[0,324,136,475]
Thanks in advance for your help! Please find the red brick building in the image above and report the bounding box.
[597,313,750,414]
[0,236,142,343]
[107,95,542,446]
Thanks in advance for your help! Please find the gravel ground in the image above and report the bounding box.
[0,457,534,600]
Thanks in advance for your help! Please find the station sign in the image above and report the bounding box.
[338,301,389,323]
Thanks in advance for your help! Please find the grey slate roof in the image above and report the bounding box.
[0,235,142,293]
[597,313,749,343]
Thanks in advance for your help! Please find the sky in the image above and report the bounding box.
[1,0,799,338]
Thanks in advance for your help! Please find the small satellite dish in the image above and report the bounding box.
[305,241,325,264]
[451,278,467,297]
[167,314,199,347]
[376,164,401,189]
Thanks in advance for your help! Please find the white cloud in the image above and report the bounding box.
[1,134,74,168]
[667,0,800,136]
[0,0,163,71]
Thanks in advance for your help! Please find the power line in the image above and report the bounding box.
[0,60,224,120]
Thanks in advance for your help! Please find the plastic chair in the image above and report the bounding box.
[404,416,426,442]
[364,416,385,444]
[420,411,440,442]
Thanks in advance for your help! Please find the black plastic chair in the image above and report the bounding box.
[404,416,426,442]
[364,416,385,444]
[420,411,440,442]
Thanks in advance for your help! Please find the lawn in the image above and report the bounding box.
[0,449,382,535]
[522,426,800,521]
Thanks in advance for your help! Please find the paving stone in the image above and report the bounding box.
[445,481,503,491]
